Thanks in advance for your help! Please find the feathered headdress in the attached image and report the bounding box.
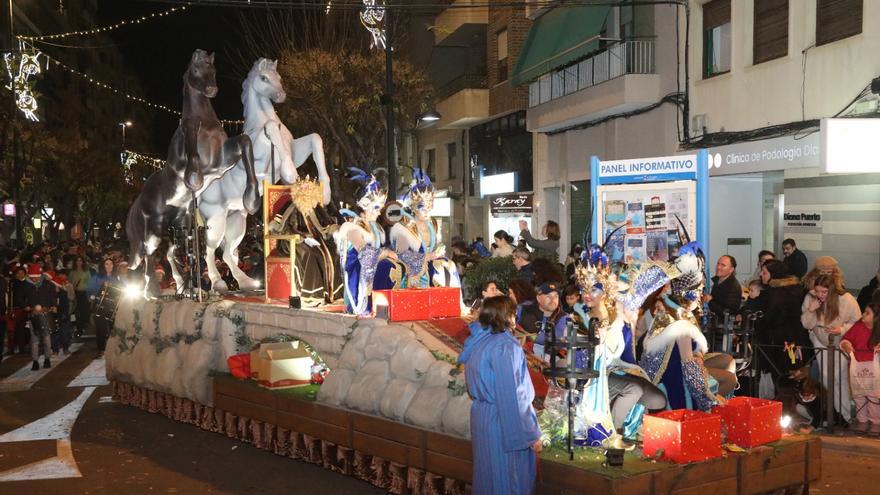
[575,223,623,297]
[348,167,387,211]
[668,215,705,302]
[402,168,434,213]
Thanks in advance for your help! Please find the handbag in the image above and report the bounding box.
[848,352,880,398]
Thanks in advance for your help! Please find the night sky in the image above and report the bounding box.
[96,1,257,149]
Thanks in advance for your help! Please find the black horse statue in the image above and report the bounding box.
[126,49,258,294]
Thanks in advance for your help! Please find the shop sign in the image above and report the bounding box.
[598,155,698,183]
[783,209,823,233]
[2,203,15,216]
[490,193,533,216]
[821,118,880,174]
[706,133,820,176]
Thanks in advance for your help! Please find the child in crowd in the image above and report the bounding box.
[740,279,764,314]
[840,302,880,433]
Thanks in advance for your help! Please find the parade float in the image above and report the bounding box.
[108,51,821,495]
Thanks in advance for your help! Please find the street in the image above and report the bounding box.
[0,344,877,494]
[0,345,383,494]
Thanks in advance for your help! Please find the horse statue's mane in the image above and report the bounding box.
[241,58,278,136]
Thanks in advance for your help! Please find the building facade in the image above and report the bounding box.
[515,1,683,262]
[412,0,533,245]
[687,0,880,289]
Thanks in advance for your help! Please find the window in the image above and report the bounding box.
[426,149,436,182]
[497,29,509,82]
[753,0,788,64]
[816,0,863,46]
[446,142,457,180]
[703,0,731,78]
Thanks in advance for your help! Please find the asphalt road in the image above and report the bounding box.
[1,344,877,494]
[0,344,384,494]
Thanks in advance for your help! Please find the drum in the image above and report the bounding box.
[93,283,122,325]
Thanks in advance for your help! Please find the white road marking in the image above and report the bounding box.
[0,386,96,443]
[0,439,81,481]
[67,358,108,388]
[0,343,83,393]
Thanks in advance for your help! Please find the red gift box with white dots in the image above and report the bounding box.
[372,289,432,321]
[643,409,722,463]
[712,397,783,448]
[427,287,461,318]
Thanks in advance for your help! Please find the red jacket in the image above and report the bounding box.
[843,321,877,362]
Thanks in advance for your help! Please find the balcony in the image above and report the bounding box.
[526,40,659,133]
[529,40,655,107]
[436,72,487,101]
[433,0,487,45]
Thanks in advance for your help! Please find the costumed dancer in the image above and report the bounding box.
[335,168,404,315]
[552,242,665,446]
[390,169,462,290]
[637,243,735,411]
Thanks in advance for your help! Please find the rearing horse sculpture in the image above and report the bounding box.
[198,57,331,291]
[126,49,258,294]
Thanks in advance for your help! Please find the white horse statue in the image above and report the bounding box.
[196,58,332,292]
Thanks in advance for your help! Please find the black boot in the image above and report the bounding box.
[43,357,51,369]
[32,360,40,371]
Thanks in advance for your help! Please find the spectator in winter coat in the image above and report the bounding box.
[512,247,534,283]
[782,239,808,279]
[10,265,32,354]
[705,255,742,319]
[857,267,879,312]
[491,230,515,258]
[801,273,861,423]
[753,260,810,379]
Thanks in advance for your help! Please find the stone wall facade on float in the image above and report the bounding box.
[106,299,472,439]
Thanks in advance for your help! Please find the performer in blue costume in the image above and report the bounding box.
[335,168,405,315]
[459,296,542,495]
[567,244,666,445]
[390,170,463,291]
[638,243,736,411]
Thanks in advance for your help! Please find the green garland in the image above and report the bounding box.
[213,306,250,353]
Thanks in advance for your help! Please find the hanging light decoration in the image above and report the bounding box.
[360,0,386,50]
[3,47,44,122]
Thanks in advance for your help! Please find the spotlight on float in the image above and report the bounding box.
[123,283,143,300]
[780,415,792,429]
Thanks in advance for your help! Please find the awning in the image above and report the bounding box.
[510,2,612,86]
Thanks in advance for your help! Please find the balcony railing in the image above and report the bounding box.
[436,72,489,101]
[528,40,656,108]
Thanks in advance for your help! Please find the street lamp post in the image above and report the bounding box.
[384,8,397,199]
[119,120,132,149]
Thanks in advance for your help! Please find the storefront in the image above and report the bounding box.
[487,192,533,245]
[705,119,880,289]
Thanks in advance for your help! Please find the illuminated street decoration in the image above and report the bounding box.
[4,48,44,122]
[360,0,386,50]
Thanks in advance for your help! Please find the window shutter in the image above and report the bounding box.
[816,0,863,46]
[703,0,731,29]
[754,0,788,64]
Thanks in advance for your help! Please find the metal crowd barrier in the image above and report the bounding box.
[702,312,852,432]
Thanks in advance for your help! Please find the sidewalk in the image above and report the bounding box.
[817,432,880,458]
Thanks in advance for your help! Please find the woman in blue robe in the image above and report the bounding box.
[459,296,542,495]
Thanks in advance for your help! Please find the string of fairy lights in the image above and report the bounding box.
[3,3,246,174]
[6,4,244,128]
[17,5,188,42]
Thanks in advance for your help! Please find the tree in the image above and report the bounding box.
[231,7,434,204]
